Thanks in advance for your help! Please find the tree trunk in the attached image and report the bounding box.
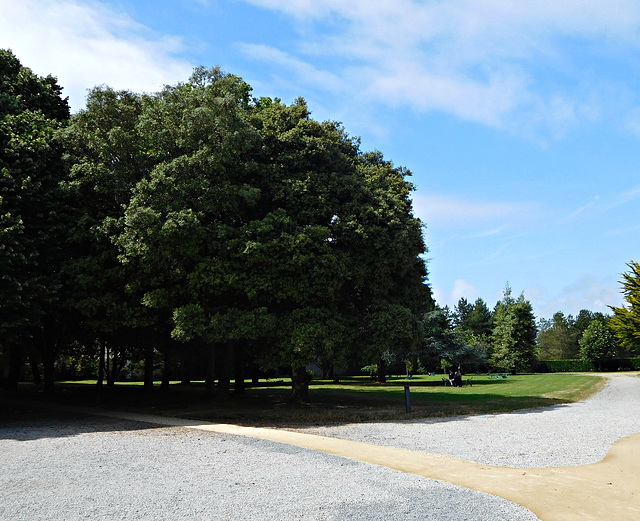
[104,342,111,386]
[291,365,310,403]
[234,343,245,395]
[143,343,154,392]
[205,343,216,399]
[41,347,55,395]
[216,344,232,400]
[96,340,105,403]
[179,357,191,385]
[377,355,387,383]
[29,351,42,385]
[106,343,118,387]
[107,345,116,387]
[110,348,126,385]
[250,362,260,387]
[160,346,171,392]
[5,344,24,391]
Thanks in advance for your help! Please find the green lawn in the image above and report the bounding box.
[40,372,606,427]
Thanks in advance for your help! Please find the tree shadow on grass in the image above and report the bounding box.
[1,379,574,438]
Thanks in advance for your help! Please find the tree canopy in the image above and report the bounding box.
[610,261,640,352]
[0,49,70,390]
[14,51,635,399]
[6,62,430,400]
[490,286,537,373]
[579,316,617,370]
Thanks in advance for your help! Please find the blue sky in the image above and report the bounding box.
[2,0,639,319]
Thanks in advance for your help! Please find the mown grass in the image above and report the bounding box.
[12,372,606,427]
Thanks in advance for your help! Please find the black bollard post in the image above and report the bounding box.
[404,385,411,413]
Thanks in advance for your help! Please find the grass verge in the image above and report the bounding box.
[5,373,607,427]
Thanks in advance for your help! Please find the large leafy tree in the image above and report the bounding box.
[491,286,538,373]
[241,97,366,398]
[241,98,430,393]
[60,86,162,392]
[117,67,263,397]
[117,74,430,400]
[51,65,430,402]
[610,261,640,352]
[350,151,430,383]
[579,316,617,370]
[0,49,70,390]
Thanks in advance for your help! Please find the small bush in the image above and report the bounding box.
[361,364,377,377]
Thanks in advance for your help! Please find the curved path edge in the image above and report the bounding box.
[14,401,638,521]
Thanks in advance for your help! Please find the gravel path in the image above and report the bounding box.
[294,373,640,468]
[2,373,638,521]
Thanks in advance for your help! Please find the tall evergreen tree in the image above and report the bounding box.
[491,286,537,373]
[610,261,640,352]
[466,298,493,337]
[453,297,493,353]
[537,312,578,360]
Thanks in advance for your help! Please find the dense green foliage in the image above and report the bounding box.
[537,309,604,360]
[419,304,488,373]
[579,316,617,369]
[1,56,430,400]
[0,49,70,391]
[490,286,537,373]
[610,261,640,352]
[5,51,636,404]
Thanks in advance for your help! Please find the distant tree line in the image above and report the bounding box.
[419,286,539,376]
[417,274,640,376]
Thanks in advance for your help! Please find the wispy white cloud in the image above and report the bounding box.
[432,278,480,309]
[563,195,601,221]
[607,224,640,236]
[237,43,344,92]
[0,0,194,111]
[624,106,640,137]
[412,193,536,227]
[464,225,509,239]
[239,0,640,135]
[603,184,640,211]
[556,186,640,222]
[558,275,622,314]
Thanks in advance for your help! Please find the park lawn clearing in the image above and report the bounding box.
[43,373,607,427]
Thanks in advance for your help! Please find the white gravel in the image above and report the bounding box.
[2,373,638,521]
[296,373,640,468]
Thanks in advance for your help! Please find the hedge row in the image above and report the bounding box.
[537,357,640,372]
